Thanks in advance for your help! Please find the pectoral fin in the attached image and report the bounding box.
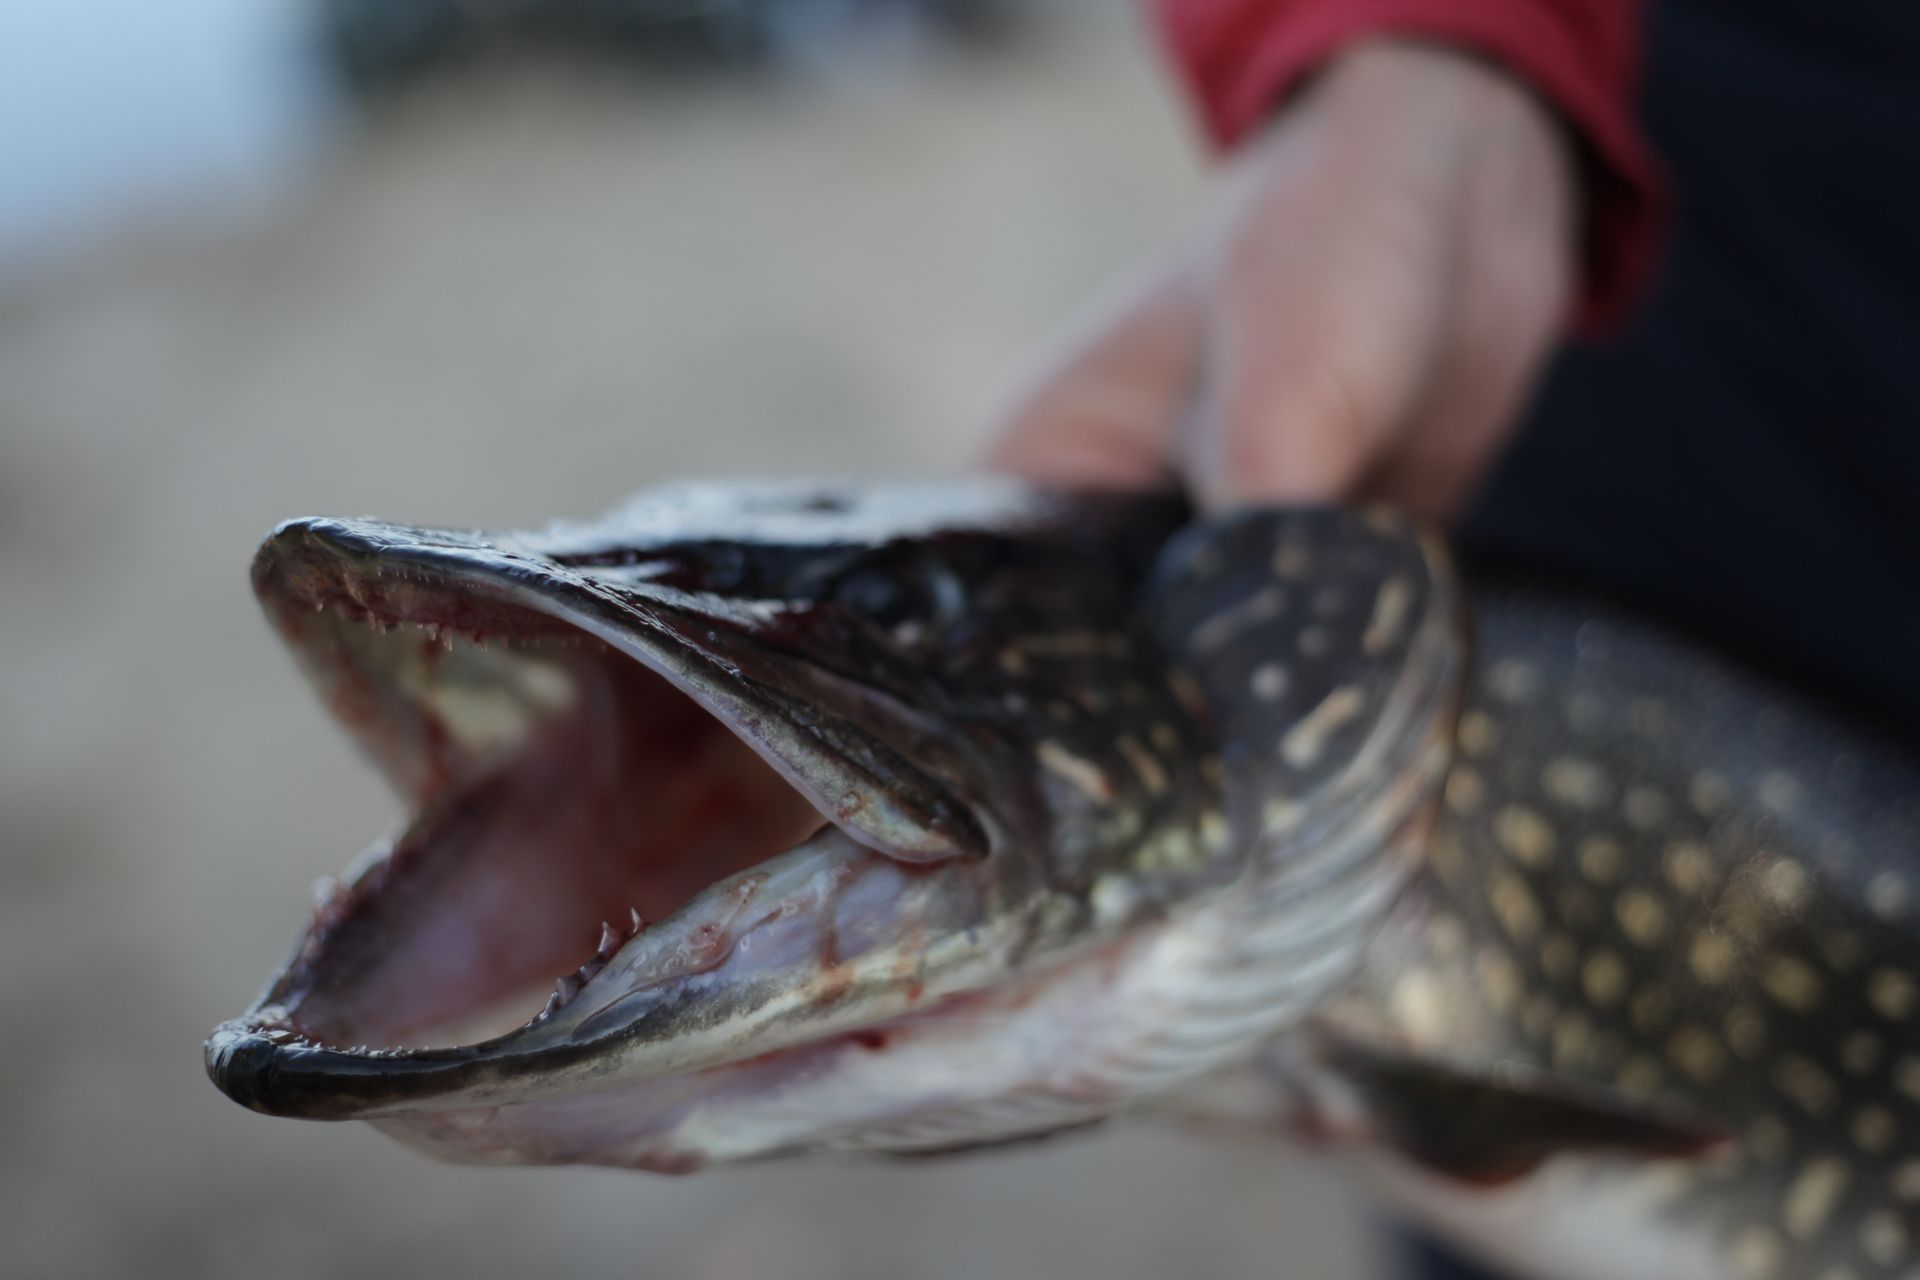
[1316,1035,1730,1186]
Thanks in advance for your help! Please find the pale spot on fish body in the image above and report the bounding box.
[1487,868,1542,941]
[1188,587,1284,656]
[1115,736,1167,798]
[1859,1211,1908,1266]
[1617,1054,1662,1095]
[1667,1026,1726,1083]
[1494,805,1557,868]
[1581,950,1628,1006]
[1868,871,1909,920]
[1759,857,1811,911]
[1035,740,1112,802]
[1691,933,1738,985]
[1542,756,1612,810]
[1262,797,1307,837]
[1867,968,1916,1021]
[1361,576,1412,654]
[1775,1056,1838,1116]
[1280,686,1365,769]
[1665,841,1716,895]
[1761,956,1825,1013]
[1551,1010,1592,1065]
[1250,662,1288,701]
[1477,948,1522,1012]
[1892,1159,1920,1202]
[1485,660,1542,704]
[1456,710,1498,756]
[1390,970,1449,1043]
[1615,888,1668,945]
[1578,836,1623,884]
[1782,1157,1850,1241]
[1732,1225,1782,1277]
[1444,767,1484,814]
[1895,1056,1920,1102]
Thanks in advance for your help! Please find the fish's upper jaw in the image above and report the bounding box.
[249,516,991,862]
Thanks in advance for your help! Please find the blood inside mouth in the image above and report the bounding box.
[265,589,828,1056]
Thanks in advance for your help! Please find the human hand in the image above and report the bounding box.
[988,41,1578,520]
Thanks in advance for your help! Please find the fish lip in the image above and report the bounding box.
[205,1009,643,1120]
[204,1019,486,1120]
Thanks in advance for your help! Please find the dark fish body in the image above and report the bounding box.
[205,480,1920,1280]
[1325,590,1920,1280]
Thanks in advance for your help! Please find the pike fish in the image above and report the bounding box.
[207,480,1920,1280]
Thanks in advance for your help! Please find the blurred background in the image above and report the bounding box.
[0,3,1387,1275]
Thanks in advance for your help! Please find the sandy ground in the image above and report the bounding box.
[0,13,1388,1277]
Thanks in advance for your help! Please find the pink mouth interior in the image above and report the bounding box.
[274,601,827,1053]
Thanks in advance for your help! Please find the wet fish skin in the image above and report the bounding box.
[203,479,1920,1280]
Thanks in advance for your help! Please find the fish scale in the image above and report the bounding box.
[207,481,1919,1280]
[1323,587,1920,1280]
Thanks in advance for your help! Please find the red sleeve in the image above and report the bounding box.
[1149,0,1661,330]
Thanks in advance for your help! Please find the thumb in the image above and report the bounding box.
[985,262,1201,491]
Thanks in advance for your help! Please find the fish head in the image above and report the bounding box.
[205,480,1459,1170]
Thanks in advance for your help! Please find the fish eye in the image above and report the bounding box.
[833,566,922,628]
[831,556,966,638]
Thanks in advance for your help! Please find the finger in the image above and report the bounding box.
[1184,148,1453,511]
[984,261,1201,491]
[1365,139,1575,519]
[1366,255,1567,520]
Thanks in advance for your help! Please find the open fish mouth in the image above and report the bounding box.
[207,514,1022,1123]
[207,484,1466,1170]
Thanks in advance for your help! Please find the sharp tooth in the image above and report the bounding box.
[630,907,643,933]
[596,920,619,955]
